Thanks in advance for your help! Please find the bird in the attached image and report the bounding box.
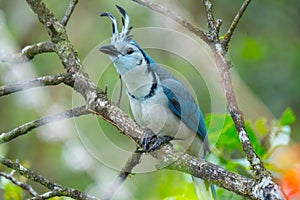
[99,5,215,200]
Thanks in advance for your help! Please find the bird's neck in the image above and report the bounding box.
[122,66,156,99]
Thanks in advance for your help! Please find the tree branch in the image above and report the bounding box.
[130,0,270,180]
[211,53,284,199]
[26,0,83,72]
[80,80,279,199]
[222,0,252,50]
[201,0,270,180]
[1,0,283,199]
[61,0,79,26]
[201,0,283,198]
[132,0,285,199]
[0,106,90,143]
[0,157,98,200]
[202,0,221,42]
[0,41,55,63]
[104,149,143,200]
[0,171,39,197]
[57,68,261,197]
[131,0,210,44]
[0,73,72,96]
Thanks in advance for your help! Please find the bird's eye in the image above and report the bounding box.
[127,48,134,55]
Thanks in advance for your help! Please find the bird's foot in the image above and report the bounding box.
[141,130,173,152]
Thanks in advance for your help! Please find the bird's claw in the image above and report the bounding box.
[141,131,173,152]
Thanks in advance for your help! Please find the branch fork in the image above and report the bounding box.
[0,0,286,199]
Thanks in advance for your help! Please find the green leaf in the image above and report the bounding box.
[255,118,269,137]
[206,114,242,155]
[156,171,198,200]
[206,113,267,175]
[216,187,244,200]
[245,122,267,157]
[280,107,296,126]
[2,178,23,200]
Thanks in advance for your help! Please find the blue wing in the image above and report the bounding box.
[150,63,210,153]
[135,44,210,153]
[161,80,208,141]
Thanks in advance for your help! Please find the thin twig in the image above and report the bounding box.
[25,0,82,72]
[201,0,269,180]
[0,73,71,96]
[202,0,272,183]
[61,0,79,26]
[202,0,220,42]
[30,189,98,200]
[0,172,39,197]
[213,51,268,177]
[201,0,284,197]
[103,148,143,200]
[222,0,252,50]
[0,106,90,143]
[0,41,54,63]
[0,157,98,200]
[116,75,123,107]
[131,0,210,44]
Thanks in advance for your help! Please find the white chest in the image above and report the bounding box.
[128,89,199,155]
[129,90,172,133]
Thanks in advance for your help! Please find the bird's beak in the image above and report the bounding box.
[99,45,123,57]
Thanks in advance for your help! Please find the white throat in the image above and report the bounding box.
[121,65,154,98]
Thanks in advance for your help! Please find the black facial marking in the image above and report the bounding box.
[127,47,134,55]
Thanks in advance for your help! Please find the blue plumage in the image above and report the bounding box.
[99,5,214,199]
[129,42,209,153]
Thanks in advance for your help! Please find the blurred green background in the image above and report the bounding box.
[0,0,299,199]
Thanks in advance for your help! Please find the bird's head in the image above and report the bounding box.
[99,5,150,75]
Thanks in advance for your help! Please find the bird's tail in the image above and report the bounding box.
[192,176,216,200]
